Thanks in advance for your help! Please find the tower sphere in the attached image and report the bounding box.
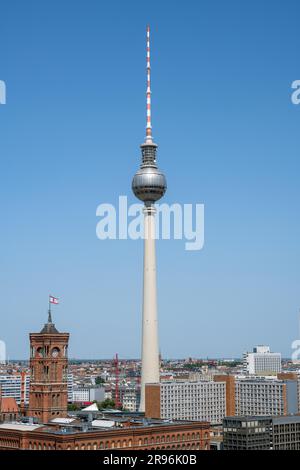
[132,143,167,203]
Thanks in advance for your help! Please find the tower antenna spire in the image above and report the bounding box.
[145,25,153,143]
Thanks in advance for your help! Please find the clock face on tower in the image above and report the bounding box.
[51,348,59,358]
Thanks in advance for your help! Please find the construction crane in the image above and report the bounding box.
[114,353,121,409]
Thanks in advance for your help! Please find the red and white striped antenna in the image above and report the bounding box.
[145,25,153,143]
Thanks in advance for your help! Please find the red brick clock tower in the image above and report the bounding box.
[28,309,69,423]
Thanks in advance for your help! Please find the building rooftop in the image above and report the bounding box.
[91,419,115,428]
[273,415,300,424]
[50,418,76,424]
[0,422,43,431]
[224,416,272,422]
[0,412,209,436]
[0,397,19,413]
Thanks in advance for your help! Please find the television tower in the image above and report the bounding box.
[132,26,167,412]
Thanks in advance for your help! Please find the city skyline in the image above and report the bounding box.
[1,0,300,359]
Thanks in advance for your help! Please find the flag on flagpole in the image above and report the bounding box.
[49,296,59,305]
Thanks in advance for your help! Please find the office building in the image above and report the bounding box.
[72,386,105,403]
[145,381,226,425]
[243,346,281,375]
[272,415,300,450]
[235,377,298,416]
[223,416,272,450]
[223,415,300,450]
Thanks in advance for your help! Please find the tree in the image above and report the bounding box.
[67,403,81,411]
[98,399,115,409]
[95,376,105,385]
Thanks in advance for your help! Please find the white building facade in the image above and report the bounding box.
[0,374,30,404]
[122,389,139,412]
[159,381,226,425]
[72,386,105,403]
[243,346,281,375]
[235,378,287,416]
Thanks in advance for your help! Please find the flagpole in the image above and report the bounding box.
[48,295,52,323]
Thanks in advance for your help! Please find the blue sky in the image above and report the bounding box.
[1,0,300,359]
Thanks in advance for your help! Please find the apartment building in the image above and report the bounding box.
[0,373,30,405]
[145,381,226,425]
[235,377,298,416]
[122,388,139,412]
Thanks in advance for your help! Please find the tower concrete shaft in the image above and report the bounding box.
[139,205,160,411]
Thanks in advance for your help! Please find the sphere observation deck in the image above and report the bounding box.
[132,142,167,203]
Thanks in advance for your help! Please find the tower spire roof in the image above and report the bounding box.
[145,25,153,144]
[40,306,58,334]
[48,308,52,324]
